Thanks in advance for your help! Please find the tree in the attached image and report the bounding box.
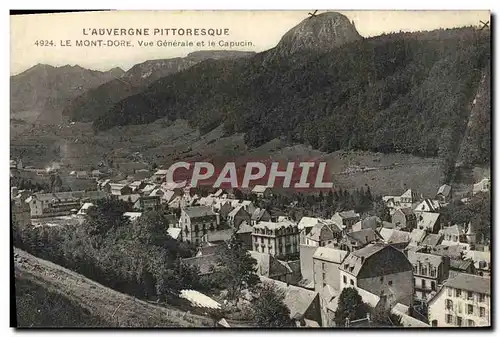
[84,199,131,237]
[370,307,403,327]
[334,287,369,327]
[214,235,260,300]
[132,211,171,246]
[371,198,391,222]
[252,282,294,327]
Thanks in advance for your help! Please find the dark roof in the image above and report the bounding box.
[236,222,253,234]
[399,207,415,216]
[346,228,382,245]
[338,210,359,219]
[251,208,268,221]
[183,206,216,218]
[431,245,463,259]
[444,272,490,295]
[206,229,234,243]
[450,259,473,271]
[181,254,218,275]
[421,233,443,247]
[437,184,452,197]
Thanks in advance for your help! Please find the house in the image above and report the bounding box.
[414,212,440,233]
[227,205,251,229]
[463,250,491,277]
[340,228,383,252]
[427,272,490,327]
[449,259,475,275]
[151,169,169,183]
[391,303,431,327]
[298,217,323,244]
[128,180,147,192]
[400,189,418,209]
[179,206,220,245]
[25,191,106,218]
[11,200,31,227]
[408,229,427,247]
[167,227,182,240]
[109,183,133,196]
[331,210,360,232]
[414,199,441,213]
[407,250,450,301]
[436,184,452,204]
[117,194,141,205]
[133,195,161,212]
[235,222,253,250]
[439,225,467,245]
[77,202,94,216]
[378,228,411,250]
[339,243,414,308]
[252,220,299,257]
[391,207,417,231]
[252,185,272,198]
[420,233,444,249]
[250,251,294,283]
[304,221,342,247]
[202,228,234,244]
[352,216,381,232]
[123,212,142,222]
[98,179,111,192]
[313,247,349,293]
[431,245,466,260]
[251,208,271,226]
[260,276,322,327]
[472,178,490,195]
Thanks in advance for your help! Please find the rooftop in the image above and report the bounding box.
[444,272,490,295]
[183,206,216,218]
[313,247,348,264]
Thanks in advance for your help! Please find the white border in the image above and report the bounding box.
[2,1,498,336]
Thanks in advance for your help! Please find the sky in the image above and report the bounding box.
[10,10,490,75]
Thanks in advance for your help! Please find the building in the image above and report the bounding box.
[251,208,271,226]
[299,217,323,244]
[383,189,418,215]
[151,169,169,183]
[352,216,381,232]
[235,222,254,250]
[473,178,490,195]
[463,250,491,277]
[379,228,411,250]
[133,195,161,212]
[407,250,450,301]
[409,229,427,247]
[331,211,360,232]
[77,202,94,216]
[252,185,272,198]
[427,272,490,327]
[109,183,133,196]
[25,191,106,218]
[414,212,440,233]
[250,251,294,283]
[340,228,383,252]
[179,206,220,245]
[414,199,441,213]
[304,221,342,247]
[227,205,251,229]
[439,225,467,245]
[391,208,417,231]
[339,243,414,308]
[449,259,475,275]
[313,246,348,293]
[11,200,31,227]
[436,184,452,204]
[252,220,299,257]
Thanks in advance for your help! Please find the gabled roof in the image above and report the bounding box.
[167,227,181,240]
[306,222,339,242]
[236,222,253,234]
[183,206,216,218]
[253,220,297,231]
[251,208,269,221]
[414,199,440,212]
[421,233,443,247]
[340,243,387,276]
[401,189,415,199]
[260,277,319,320]
[379,228,411,244]
[416,212,440,230]
[228,205,248,218]
[409,229,427,245]
[398,207,415,216]
[252,185,270,193]
[298,216,321,230]
[443,272,490,295]
[440,225,463,236]
[346,228,382,246]
[313,247,348,264]
[407,250,444,268]
[437,184,452,197]
[449,259,473,271]
[353,216,381,231]
[250,252,290,277]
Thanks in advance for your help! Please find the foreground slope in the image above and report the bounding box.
[14,248,214,327]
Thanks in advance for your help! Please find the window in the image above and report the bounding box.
[467,291,474,300]
[322,272,326,280]
[388,280,393,286]
[350,279,354,286]
[445,314,453,324]
[431,320,438,327]
[480,307,485,317]
[430,268,437,277]
[421,265,428,276]
[343,275,347,284]
[467,319,475,327]
[447,288,453,297]
[413,265,418,273]
[456,289,462,298]
[261,237,264,243]
[322,262,326,271]
[467,305,474,315]
[380,276,384,282]
[479,294,486,303]
[422,279,426,289]
[431,281,436,291]
[456,316,462,327]
[446,299,453,310]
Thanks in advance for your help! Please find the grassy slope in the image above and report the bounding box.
[14,248,214,328]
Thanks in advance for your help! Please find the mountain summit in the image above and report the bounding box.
[267,12,362,60]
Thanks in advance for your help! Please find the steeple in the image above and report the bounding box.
[466,221,476,244]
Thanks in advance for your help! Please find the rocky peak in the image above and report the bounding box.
[267,11,362,60]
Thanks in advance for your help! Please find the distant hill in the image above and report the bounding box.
[10,64,124,124]
[61,50,255,122]
[94,12,490,172]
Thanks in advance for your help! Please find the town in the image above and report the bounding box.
[10,157,491,327]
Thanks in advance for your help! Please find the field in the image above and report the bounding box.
[14,248,215,328]
[11,119,451,197]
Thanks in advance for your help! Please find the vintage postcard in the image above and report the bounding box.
[10,10,491,328]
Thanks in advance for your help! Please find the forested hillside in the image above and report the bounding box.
[95,27,489,166]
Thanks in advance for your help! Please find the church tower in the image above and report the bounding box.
[466,221,476,245]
